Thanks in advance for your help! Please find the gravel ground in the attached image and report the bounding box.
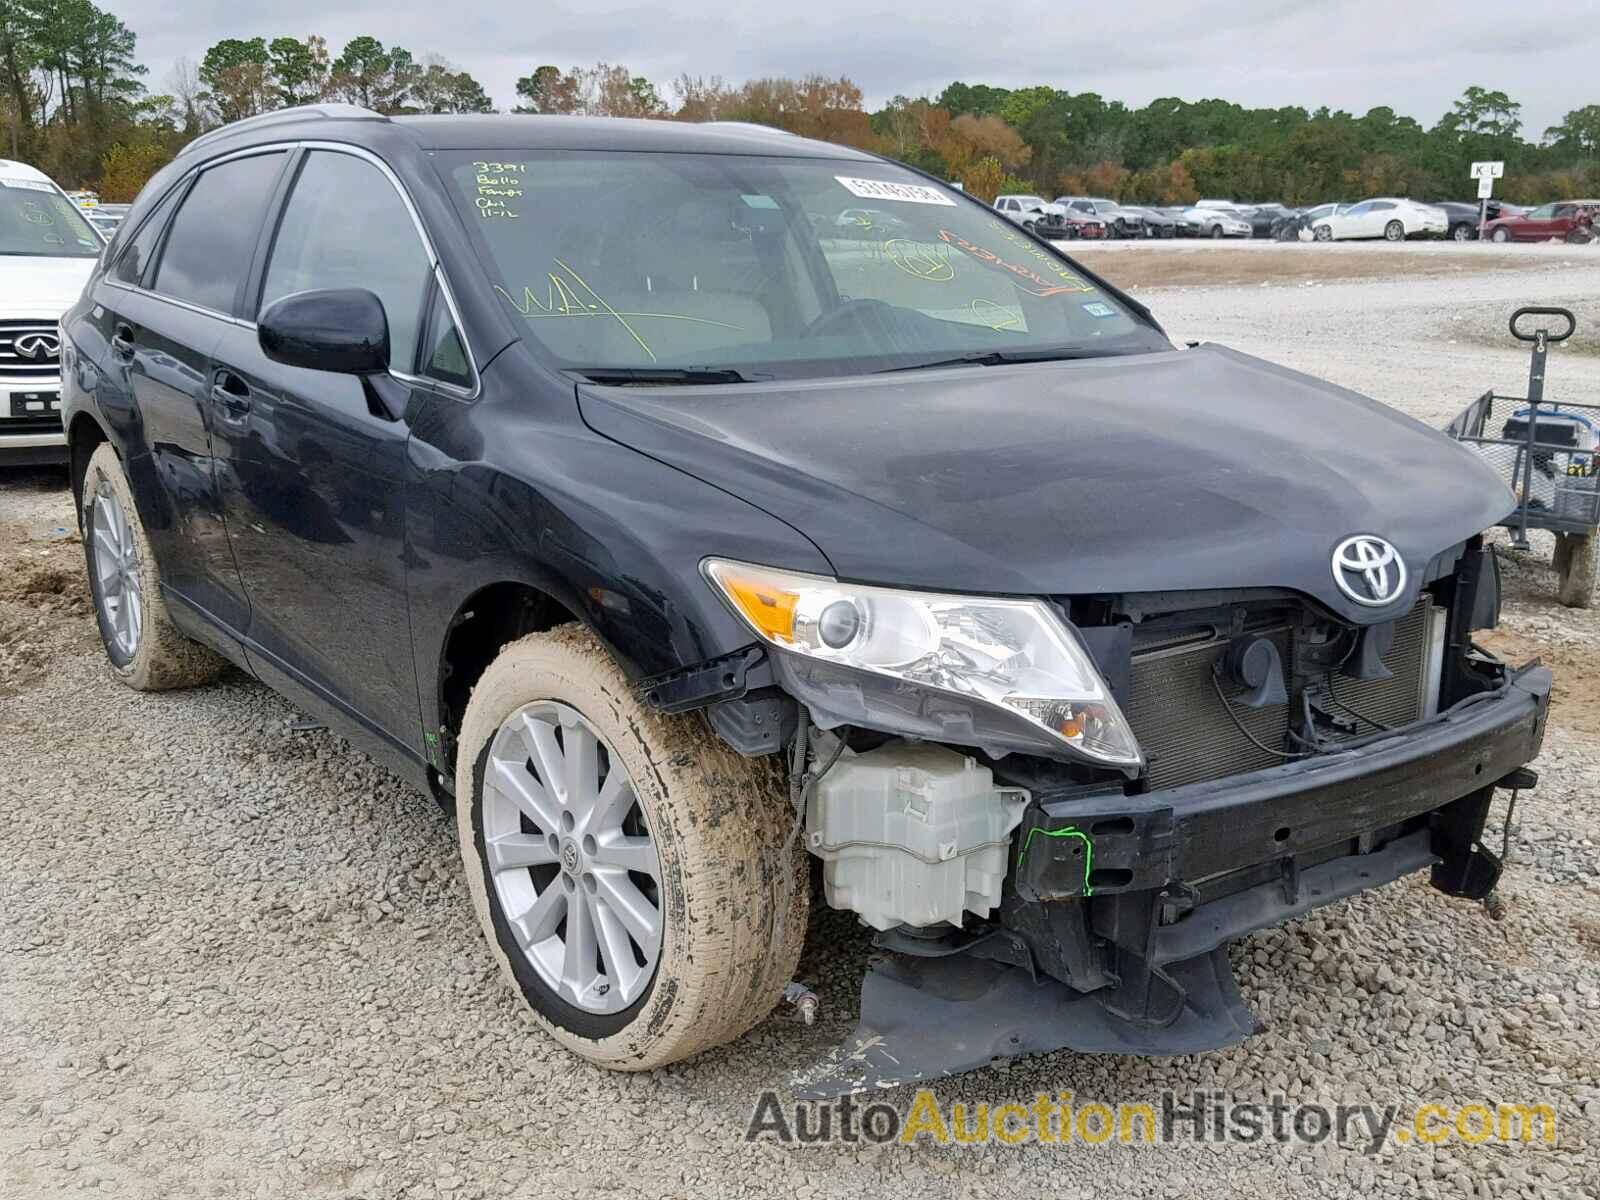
[3,255,1598,1199]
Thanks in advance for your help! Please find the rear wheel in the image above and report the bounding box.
[81,444,226,691]
[1451,222,1474,242]
[1384,220,1405,242]
[456,625,807,1070]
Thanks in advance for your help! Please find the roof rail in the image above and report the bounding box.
[180,104,386,158]
[704,121,796,137]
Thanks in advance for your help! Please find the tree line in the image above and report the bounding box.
[3,1,1598,207]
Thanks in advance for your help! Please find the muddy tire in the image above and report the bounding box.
[456,625,807,1070]
[81,443,227,691]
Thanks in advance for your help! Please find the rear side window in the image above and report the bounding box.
[260,150,433,373]
[153,152,286,314]
[110,186,182,287]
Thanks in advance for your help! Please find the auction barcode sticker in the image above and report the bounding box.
[835,176,957,206]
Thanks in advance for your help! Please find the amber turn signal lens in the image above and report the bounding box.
[717,569,799,642]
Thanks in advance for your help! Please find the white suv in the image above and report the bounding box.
[992,194,1069,237]
[1,159,103,465]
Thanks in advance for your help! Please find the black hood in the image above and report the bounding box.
[577,345,1514,623]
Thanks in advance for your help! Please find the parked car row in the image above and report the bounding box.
[991,191,1596,246]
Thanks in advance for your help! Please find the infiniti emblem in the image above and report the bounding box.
[13,332,59,361]
[1331,535,1406,607]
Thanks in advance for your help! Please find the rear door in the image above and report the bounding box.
[207,146,454,753]
[94,150,289,642]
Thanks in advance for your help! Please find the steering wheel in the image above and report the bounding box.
[800,298,899,340]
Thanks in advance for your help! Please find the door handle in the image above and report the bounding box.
[111,326,136,361]
[211,372,252,416]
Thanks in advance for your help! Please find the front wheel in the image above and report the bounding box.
[1491,226,1511,243]
[1384,220,1405,242]
[1209,224,1224,239]
[456,626,807,1070]
[81,444,227,691]
[1314,224,1333,242]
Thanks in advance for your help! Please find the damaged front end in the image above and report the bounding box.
[658,538,1549,1095]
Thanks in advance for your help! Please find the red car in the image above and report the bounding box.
[1482,200,1599,243]
[1060,211,1107,239]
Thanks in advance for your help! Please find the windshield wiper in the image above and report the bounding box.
[573,366,753,386]
[875,348,1110,374]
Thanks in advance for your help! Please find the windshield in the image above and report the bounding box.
[439,151,1164,379]
[0,180,103,257]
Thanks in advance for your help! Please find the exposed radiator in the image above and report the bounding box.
[1123,601,1436,792]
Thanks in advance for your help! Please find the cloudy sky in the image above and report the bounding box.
[113,0,1595,137]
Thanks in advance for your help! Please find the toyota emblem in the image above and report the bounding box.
[13,332,59,361]
[1331,535,1406,607]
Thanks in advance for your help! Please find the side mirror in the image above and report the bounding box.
[259,288,390,376]
[258,288,408,421]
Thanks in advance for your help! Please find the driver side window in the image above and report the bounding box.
[261,150,432,373]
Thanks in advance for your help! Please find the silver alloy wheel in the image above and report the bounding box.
[91,480,143,658]
[482,700,662,1014]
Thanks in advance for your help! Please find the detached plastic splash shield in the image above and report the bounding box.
[791,947,1260,1099]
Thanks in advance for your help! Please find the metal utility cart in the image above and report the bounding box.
[1446,306,1597,607]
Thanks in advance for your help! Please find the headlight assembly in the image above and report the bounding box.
[702,559,1143,770]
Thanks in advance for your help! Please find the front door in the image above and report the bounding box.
[1520,204,1556,240]
[208,147,439,752]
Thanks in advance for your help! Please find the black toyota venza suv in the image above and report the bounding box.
[59,106,1548,1093]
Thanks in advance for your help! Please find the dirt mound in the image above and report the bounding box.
[0,558,91,615]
